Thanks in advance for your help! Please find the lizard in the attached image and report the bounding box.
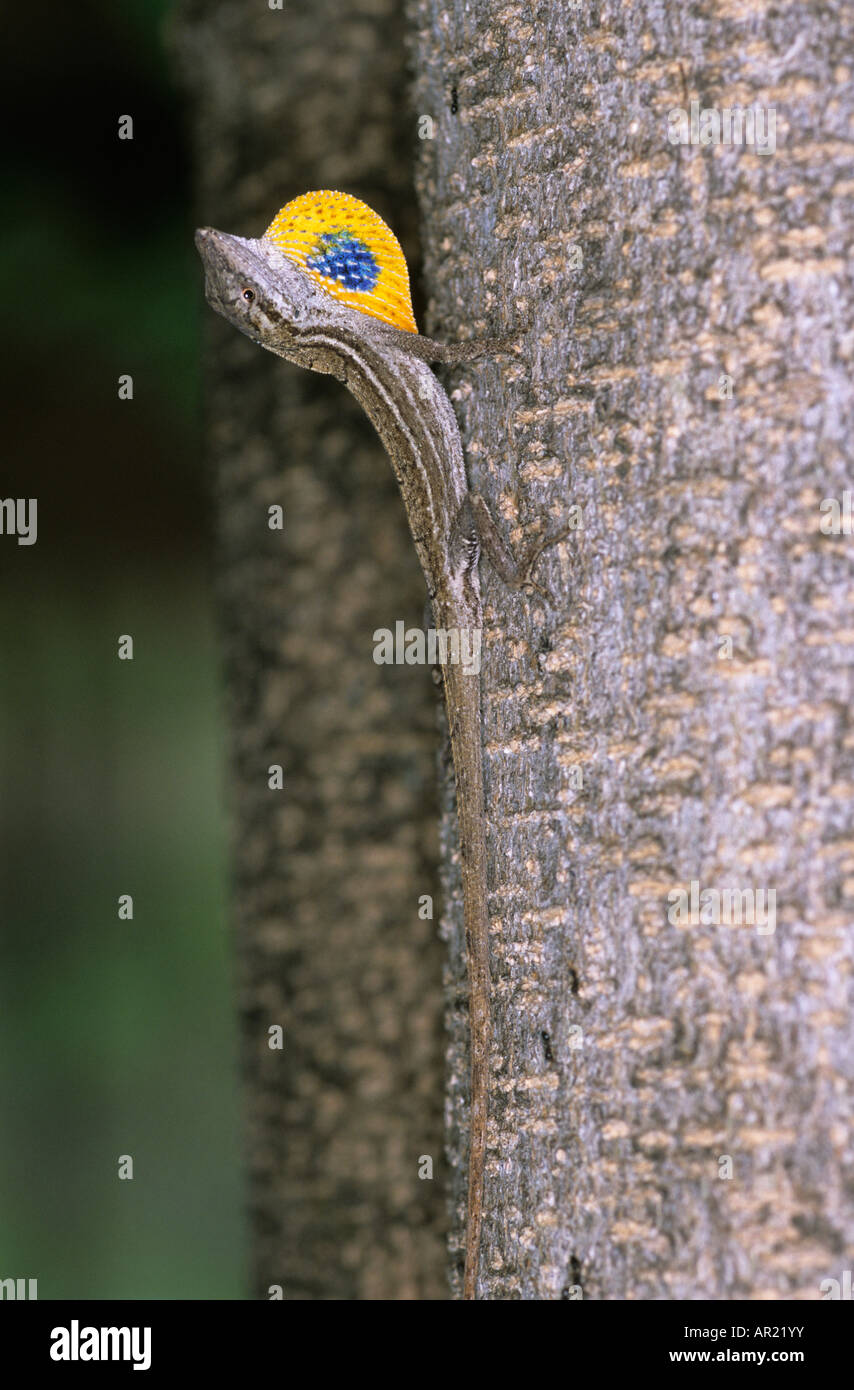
[196,191,562,1300]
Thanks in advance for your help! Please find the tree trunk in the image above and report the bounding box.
[410,0,854,1299]
[171,0,447,1300]
[178,0,854,1300]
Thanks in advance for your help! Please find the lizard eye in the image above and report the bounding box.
[241,288,255,302]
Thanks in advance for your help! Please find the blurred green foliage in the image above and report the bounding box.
[0,0,244,1297]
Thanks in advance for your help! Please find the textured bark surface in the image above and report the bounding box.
[172,0,447,1299]
[408,0,854,1299]
[177,0,853,1301]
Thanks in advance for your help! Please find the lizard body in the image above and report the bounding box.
[196,195,551,1299]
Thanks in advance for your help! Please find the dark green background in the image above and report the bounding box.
[0,1,244,1297]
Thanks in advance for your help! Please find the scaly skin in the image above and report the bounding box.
[197,199,561,1298]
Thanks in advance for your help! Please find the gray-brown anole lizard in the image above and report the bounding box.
[196,197,562,1300]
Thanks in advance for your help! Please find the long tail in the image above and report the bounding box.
[442,658,490,1300]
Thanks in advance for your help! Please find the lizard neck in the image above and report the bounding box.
[281,322,471,601]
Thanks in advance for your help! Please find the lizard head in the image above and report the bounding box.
[194,226,328,361]
[196,191,416,368]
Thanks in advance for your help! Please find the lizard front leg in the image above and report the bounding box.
[462,494,571,598]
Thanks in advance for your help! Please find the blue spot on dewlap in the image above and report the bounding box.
[307,230,380,292]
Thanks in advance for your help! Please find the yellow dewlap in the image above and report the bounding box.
[263,191,417,333]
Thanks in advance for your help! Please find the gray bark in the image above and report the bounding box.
[177,0,854,1299]
[411,0,854,1299]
